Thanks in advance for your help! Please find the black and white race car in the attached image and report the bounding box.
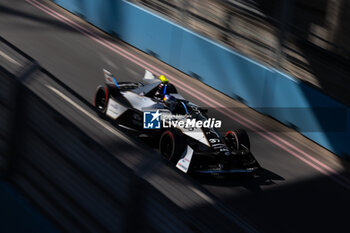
[93,69,260,174]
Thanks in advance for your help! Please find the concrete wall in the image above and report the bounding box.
[0,68,60,233]
[53,0,350,158]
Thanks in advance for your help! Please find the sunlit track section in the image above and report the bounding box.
[26,0,350,190]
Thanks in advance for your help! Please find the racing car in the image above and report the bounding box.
[93,69,260,174]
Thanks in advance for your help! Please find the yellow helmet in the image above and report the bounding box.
[159,75,169,84]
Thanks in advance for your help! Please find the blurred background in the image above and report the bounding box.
[130,0,350,104]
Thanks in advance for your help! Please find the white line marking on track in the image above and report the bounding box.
[0,50,20,66]
[45,84,136,146]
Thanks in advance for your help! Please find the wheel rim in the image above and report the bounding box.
[160,133,174,160]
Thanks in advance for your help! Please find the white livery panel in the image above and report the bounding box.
[106,98,128,119]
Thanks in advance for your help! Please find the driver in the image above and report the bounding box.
[163,94,177,112]
[154,75,177,99]
[163,94,189,115]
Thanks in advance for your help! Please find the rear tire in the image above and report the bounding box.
[94,85,108,114]
[224,129,250,150]
[159,129,186,163]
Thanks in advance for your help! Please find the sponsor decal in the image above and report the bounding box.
[143,110,222,130]
[162,117,221,129]
[143,110,161,129]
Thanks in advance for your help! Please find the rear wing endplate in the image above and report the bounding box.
[103,69,119,87]
[143,70,155,80]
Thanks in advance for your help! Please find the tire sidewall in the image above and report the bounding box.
[94,85,108,114]
[159,129,186,163]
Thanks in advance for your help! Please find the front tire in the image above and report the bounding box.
[159,129,186,163]
[94,85,108,114]
[224,129,250,150]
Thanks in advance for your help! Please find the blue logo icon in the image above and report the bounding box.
[143,110,161,129]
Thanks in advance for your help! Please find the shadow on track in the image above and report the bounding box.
[192,168,284,193]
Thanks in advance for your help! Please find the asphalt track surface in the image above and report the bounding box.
[1,0,350,232]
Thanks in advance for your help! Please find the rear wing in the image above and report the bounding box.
[143,70,155,80]
[141,70,161,86]
[103,69,119,87]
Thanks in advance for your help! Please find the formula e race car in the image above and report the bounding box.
[93,69,260,174]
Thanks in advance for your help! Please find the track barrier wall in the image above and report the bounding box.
[52,0,350,158]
